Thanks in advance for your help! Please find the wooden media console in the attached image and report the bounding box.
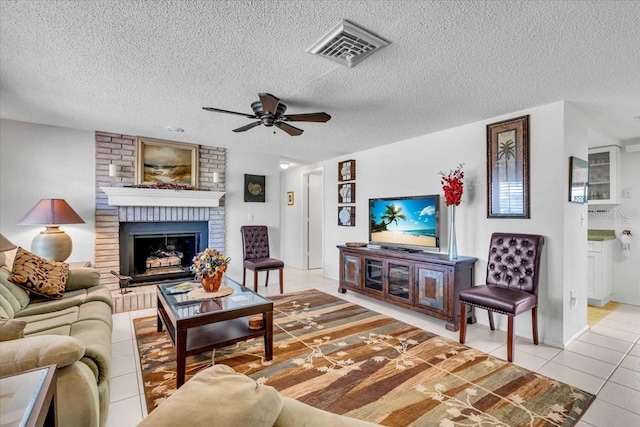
[338,245,477,331]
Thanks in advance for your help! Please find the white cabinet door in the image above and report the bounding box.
[587,240,613,307]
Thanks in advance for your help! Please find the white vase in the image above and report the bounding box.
[448,204,458,260]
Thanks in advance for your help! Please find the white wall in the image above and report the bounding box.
[281,101,594,347]
[224,148,281,285]
[0,119,96,263]
[562,102,591,343]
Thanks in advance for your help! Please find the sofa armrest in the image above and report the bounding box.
[65,268,100,291]
[275,397,382,427]
[138,364,282,427]
[0,335,85,377]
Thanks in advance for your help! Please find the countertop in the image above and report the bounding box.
[588,229,616,241]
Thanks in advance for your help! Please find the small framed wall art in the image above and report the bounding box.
[244,174,266,202]
[568,156,588,203]
[338,160,356,182]
[287,191,294,206]
[338,183,355,204]
[338,206,355,226]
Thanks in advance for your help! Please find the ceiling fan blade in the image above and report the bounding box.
[232,121,262,133]
[275,122,304,136]
[282,112,332,123]
[203,107,257,119]
[259,93,280,115]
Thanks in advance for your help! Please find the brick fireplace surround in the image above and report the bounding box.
[94,131,226,312]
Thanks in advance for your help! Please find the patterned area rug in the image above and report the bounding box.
[134,290,594,426]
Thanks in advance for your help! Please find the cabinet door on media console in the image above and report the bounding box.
[363,257,384,294]
[414,262,450,318]
[386,260,412,304]
[341,253,361,288]
[361,256,413,303]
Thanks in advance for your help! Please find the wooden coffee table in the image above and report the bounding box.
[156,277,273,388]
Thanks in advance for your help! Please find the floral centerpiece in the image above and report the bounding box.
[439,163,464,206]
[439,164,464,260]
[191,248,230,292]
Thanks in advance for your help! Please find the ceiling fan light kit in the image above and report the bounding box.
[203,93,331,136]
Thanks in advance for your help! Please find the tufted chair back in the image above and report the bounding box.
[485,233,544,294]
[241,226,271,261]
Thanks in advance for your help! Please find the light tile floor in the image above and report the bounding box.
[106,268,640,426]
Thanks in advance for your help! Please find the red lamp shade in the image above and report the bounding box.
[18,199,85,226]
[18,199,85,261]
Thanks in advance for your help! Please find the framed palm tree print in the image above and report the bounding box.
[486,115,530,218]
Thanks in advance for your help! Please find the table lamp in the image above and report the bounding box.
[0,233,17,252]
[18,199,85,261]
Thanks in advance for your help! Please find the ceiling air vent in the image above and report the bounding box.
[307,20,389,68]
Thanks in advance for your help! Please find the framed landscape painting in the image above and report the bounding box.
[136,137,199,187]
[486,115,530,218]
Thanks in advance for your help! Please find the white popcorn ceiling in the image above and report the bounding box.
[1,1,638,163]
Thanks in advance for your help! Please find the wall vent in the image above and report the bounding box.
[307,20,389,68]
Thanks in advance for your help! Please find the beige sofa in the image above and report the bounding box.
[0,253,113,427]
[138,364,381,427]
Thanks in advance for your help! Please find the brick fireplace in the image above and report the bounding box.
[94,132,226,311]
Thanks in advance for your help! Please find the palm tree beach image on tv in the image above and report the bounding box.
[369,195,440,251]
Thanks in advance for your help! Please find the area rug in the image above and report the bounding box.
[134,289,594,426]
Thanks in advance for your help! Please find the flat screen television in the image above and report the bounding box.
[369,195,440,252]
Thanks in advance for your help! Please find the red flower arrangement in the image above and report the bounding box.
[439,164,464,206]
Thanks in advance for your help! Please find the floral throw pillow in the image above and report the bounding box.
[9,247,69,299]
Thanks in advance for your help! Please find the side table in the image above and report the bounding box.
[0,365,57,427]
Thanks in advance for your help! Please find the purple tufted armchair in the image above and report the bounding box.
[459,233,545,362]
[241,226,284,294]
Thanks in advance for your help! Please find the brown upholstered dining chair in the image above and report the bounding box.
[459,233,545,362]
[241,225,284,294]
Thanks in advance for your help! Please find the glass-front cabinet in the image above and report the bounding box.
[363,258,384,293]
[362,257,412,302]
[386,261,412,303]
[414,263,448,317]
[588,146,621,205]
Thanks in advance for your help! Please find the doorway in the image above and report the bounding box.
[305,170,323,269]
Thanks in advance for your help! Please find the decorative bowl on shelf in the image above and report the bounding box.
[345,242,368,248]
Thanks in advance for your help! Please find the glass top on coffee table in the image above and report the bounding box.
[157,276,271,321]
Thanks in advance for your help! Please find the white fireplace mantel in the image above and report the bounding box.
[100,187,225,207]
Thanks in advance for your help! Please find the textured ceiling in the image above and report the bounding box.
[1,1,639,164]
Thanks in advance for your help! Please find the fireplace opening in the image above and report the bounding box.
[119,221,208,284]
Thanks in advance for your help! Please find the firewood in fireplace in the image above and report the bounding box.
[145,249,184,273]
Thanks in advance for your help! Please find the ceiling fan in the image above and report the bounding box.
[203,93,331,136]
